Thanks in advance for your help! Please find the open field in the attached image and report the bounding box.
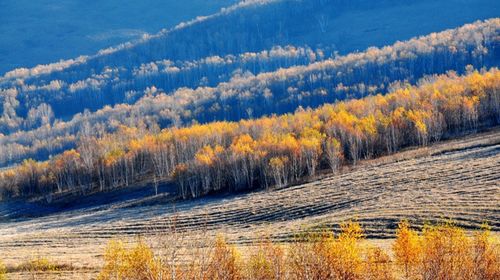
[0,129,499,279]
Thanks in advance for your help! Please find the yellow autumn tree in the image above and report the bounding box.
[325,137,343,173]
[329,221,365,279]
[268,156,288,188]
[472,224,500,279]
[420,222,474,280]
[289,221,365,279]
[393,220,422,279]
[98,239,161,280]
[0,259,6,280]
[298,127,324,176]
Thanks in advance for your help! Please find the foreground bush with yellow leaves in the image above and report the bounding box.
[0,260,6,280]
[394,222,500,280]
[97,221,499,280]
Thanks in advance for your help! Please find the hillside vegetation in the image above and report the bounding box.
[1,68,498,201]
[1,1,500,279]
[0,19,499,168]
[0,0,499,168]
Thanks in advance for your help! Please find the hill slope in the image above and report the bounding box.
[0,128,498,277]
[0,0,238,74]
[1,18,498,168]
[2,0,499,119]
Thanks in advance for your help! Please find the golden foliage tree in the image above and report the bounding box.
[289,221,365,280]
[98,240,161,280]
[420,222,475,280]
[0,260,6,280]
[393,220,422,279]
[472,224,500,279]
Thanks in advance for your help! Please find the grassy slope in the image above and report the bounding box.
[0,128,498,277]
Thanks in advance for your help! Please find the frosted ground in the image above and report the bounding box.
[0,0,236,74]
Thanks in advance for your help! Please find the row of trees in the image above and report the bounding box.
[96,221,500,280]
[2,46,327,121]
[0,0,424,122]
[0,18,498,167]
[3,18,498,124]
[0,68,498,200]
[0,0,421,82]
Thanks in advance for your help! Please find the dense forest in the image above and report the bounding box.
[0,68,498,200]
[0,19,498,168]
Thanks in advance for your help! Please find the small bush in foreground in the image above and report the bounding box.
[0,259,6,280]
[98,239,162,280]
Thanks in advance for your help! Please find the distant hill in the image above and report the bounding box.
[0,18,498,168]
[0,0,237,74]
[2,0,499,118]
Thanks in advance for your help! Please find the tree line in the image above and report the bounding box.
[0,68,498,200]
[1,46,327,122]
[0,19,498,168]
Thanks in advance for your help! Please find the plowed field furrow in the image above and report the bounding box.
[0,130,499,276]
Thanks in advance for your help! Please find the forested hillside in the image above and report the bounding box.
[1,0,498,123]
[0,19,498,168]
[1,1,500,278]
[0,0,498,201]
[1,68,498,200]
[0,1,498,166]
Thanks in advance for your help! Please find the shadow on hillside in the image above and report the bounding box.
[0,181,176,222]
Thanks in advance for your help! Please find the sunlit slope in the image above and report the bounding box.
[0,129,498,273]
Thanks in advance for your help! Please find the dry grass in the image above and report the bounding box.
[0,130,499,279]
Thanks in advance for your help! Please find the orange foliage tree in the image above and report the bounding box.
[1,68,499,199]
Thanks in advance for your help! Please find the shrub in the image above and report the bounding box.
[364,247,394,280]
[246,238,286,280]
[471,224,500,279]
[96,221,500,280]
[98,239,161,280]
[289,221,365,280]
[206,236,242,280]
[0,260,6,280]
